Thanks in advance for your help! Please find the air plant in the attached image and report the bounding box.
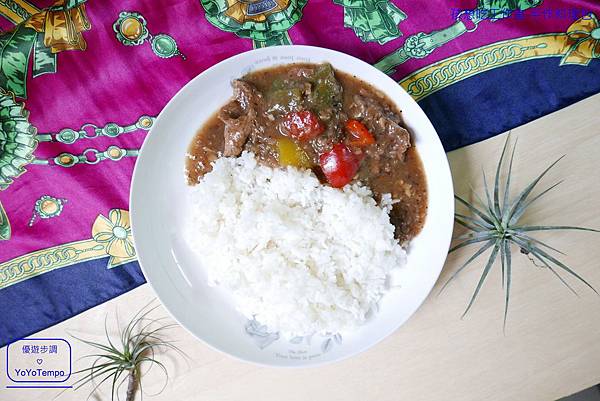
[442,134,599,327]
[70,302,184,401]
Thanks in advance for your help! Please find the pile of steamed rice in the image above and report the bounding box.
[184,152,406,337]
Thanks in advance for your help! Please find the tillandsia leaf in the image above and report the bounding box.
[77,357,120,381]
[110,367,124,401]
[86,367,121,400]
[514,225,600,233]
[440,239,496,294]
[502,137,518,214]
[481,170,498,223]
[523,243,568,280]
[507,180,563,226]
[462,240,502,318]
[137,357,170,396]
[133,337,184,360]
[133,321,178,340]
[502,239,512,330]
[494,134,510,218]
[115,366,129,396]
[454,217,488,233]
[130,320,177,344]
[506,156,565,224]
[70,334,124,359]
[453,230,498,242]
[500,238,506,290]
[73,367,118,390]
[120,302,151,347]
[455,213,494,230]
[74,359,119,391]
[511,236,598,295]
[121,303,161,356]
[532,246,598,296]
[78,353,125,363]
[529,249,579,296]
[133,316,170,336]
[132,343,156,363]
[74,363,124,395]
[449,234,497,253]
[469,183,491,212]
[132,324,185,357]
[509,231,566,255]
[72,359,118,376]
[455,195,496,226]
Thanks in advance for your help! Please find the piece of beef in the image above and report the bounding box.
[218,80,263,157]
[348,91,411,162]
[308,111,347,156]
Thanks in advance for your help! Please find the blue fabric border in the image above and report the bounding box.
[418,58,600,152]
[0,258,145,347]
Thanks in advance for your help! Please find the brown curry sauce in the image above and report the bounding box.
[186,63,427,244]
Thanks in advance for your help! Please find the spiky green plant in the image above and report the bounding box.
[443,134,599,326]
[70,302,184,401]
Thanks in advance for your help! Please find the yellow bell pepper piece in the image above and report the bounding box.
[277,137,312,169]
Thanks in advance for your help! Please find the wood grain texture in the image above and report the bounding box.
[2,93,600,401]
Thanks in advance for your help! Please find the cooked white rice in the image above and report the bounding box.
[184,152,406,337]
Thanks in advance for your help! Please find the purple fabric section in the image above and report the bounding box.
[1,0,599,262]
[2,0,251,260]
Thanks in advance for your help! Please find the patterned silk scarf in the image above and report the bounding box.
[0,0,599,345]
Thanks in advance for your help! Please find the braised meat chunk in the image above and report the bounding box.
[349,92,411,159]
[219,80,263,157]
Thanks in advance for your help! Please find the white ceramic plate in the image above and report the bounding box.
[130,46,454,367]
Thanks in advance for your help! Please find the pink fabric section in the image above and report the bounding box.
[0,0,597,261]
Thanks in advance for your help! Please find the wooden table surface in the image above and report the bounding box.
[2,93,600,401]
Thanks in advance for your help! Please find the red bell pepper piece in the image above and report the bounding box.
[282,110,325,142]
[319,144,362,188]
[346,119,375,147]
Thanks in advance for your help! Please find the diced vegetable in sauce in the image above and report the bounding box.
[308,64,342,113]
[268,79,304,113]
[277,137,312,169]
[346,119,375,147]
[319,144,362,188]
[281,110,325,142]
